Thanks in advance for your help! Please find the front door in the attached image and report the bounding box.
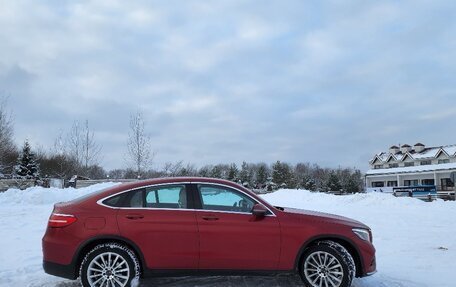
[116,184,199,270]
[193,184,281,270]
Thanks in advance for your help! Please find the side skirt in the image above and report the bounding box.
[143,269,296,278]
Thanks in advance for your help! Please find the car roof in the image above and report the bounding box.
[79,177,274,212]
[97,177,251,198]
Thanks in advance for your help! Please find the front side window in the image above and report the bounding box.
[420,160,431,166]
[198,185,255,213]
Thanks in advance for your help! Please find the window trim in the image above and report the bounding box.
[97,182,276,217]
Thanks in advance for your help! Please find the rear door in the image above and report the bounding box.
[116,184,199,269]
[193,184,281,270]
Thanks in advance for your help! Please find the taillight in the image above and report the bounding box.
[48,213,77,228]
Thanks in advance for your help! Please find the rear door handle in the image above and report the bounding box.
[202,215,219,221]
[125,214,144,220]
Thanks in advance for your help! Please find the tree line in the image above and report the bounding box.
[0,97,363,193]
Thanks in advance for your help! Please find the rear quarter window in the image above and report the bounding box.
[102,188,146,208]
[103,194,125,207]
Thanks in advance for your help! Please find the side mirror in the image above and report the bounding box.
[252,204,268,218]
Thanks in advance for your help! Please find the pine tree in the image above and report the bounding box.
[15,140,40,179]
[239,161,251,186]
[325,171,341,192]
[302,175,317,191]
[256,164,268,187]
[210,165,222,179]
[272,161,293,188]
[343,171,362,193]
[198,166,210,177]
[227,163,238,181]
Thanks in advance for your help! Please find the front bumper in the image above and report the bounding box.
[362,254,376,277]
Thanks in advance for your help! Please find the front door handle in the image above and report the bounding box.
[202,215,219,221]
[125,214,144,220]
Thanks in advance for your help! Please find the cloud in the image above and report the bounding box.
[1,0,455,171]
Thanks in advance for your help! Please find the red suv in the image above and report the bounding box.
[43,177,376,287]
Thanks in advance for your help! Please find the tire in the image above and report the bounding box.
[299,240,355,287]
[80,242,141,287]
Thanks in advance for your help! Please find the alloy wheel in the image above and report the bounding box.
[87,252,130,287]
[303,251,344,287]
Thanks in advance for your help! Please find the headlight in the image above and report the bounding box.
[353,228,372,242]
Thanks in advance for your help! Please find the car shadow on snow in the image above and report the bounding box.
[45,276,302,287]
[139,274,304,286]
[139,276,391,287]
[48,274,394,287]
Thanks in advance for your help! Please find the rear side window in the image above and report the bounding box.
[103,185,187,209]
[129,190,144,207]
[145,185,187,209]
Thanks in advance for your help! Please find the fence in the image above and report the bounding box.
[0,179,36,192]
[74,179,137,189]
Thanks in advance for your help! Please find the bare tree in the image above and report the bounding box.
[67,121,82,167]
[81,120,102,170]
[162,161,184,177]
[67,120,102,175]
[51,131,77,179]
[161,161,198,177]
[127,111,154,178]
[0,97,17,174]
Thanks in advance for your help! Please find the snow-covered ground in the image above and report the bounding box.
[0,184,455,287]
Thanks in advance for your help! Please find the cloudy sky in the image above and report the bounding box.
[1,0,455,171]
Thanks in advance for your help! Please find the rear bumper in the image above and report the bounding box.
[43,260,78,280]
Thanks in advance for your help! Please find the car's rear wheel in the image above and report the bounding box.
[80,243,140,287]
[299,240,355,287]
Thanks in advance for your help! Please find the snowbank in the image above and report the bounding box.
[0,183,120,287]
[0,182,118,206]
[0,185,455,287]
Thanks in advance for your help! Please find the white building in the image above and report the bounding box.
[365,143,456,196]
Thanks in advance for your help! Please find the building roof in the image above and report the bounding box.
[412,147,441,159]
[366,162,456,176]
[370,144,456,164]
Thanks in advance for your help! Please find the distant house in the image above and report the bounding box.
[365,143,456,195]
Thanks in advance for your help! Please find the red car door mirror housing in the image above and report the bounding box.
[252,204,268,218]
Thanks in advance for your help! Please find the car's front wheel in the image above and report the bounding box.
[80,242,140,287]
[299,240,355,287]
